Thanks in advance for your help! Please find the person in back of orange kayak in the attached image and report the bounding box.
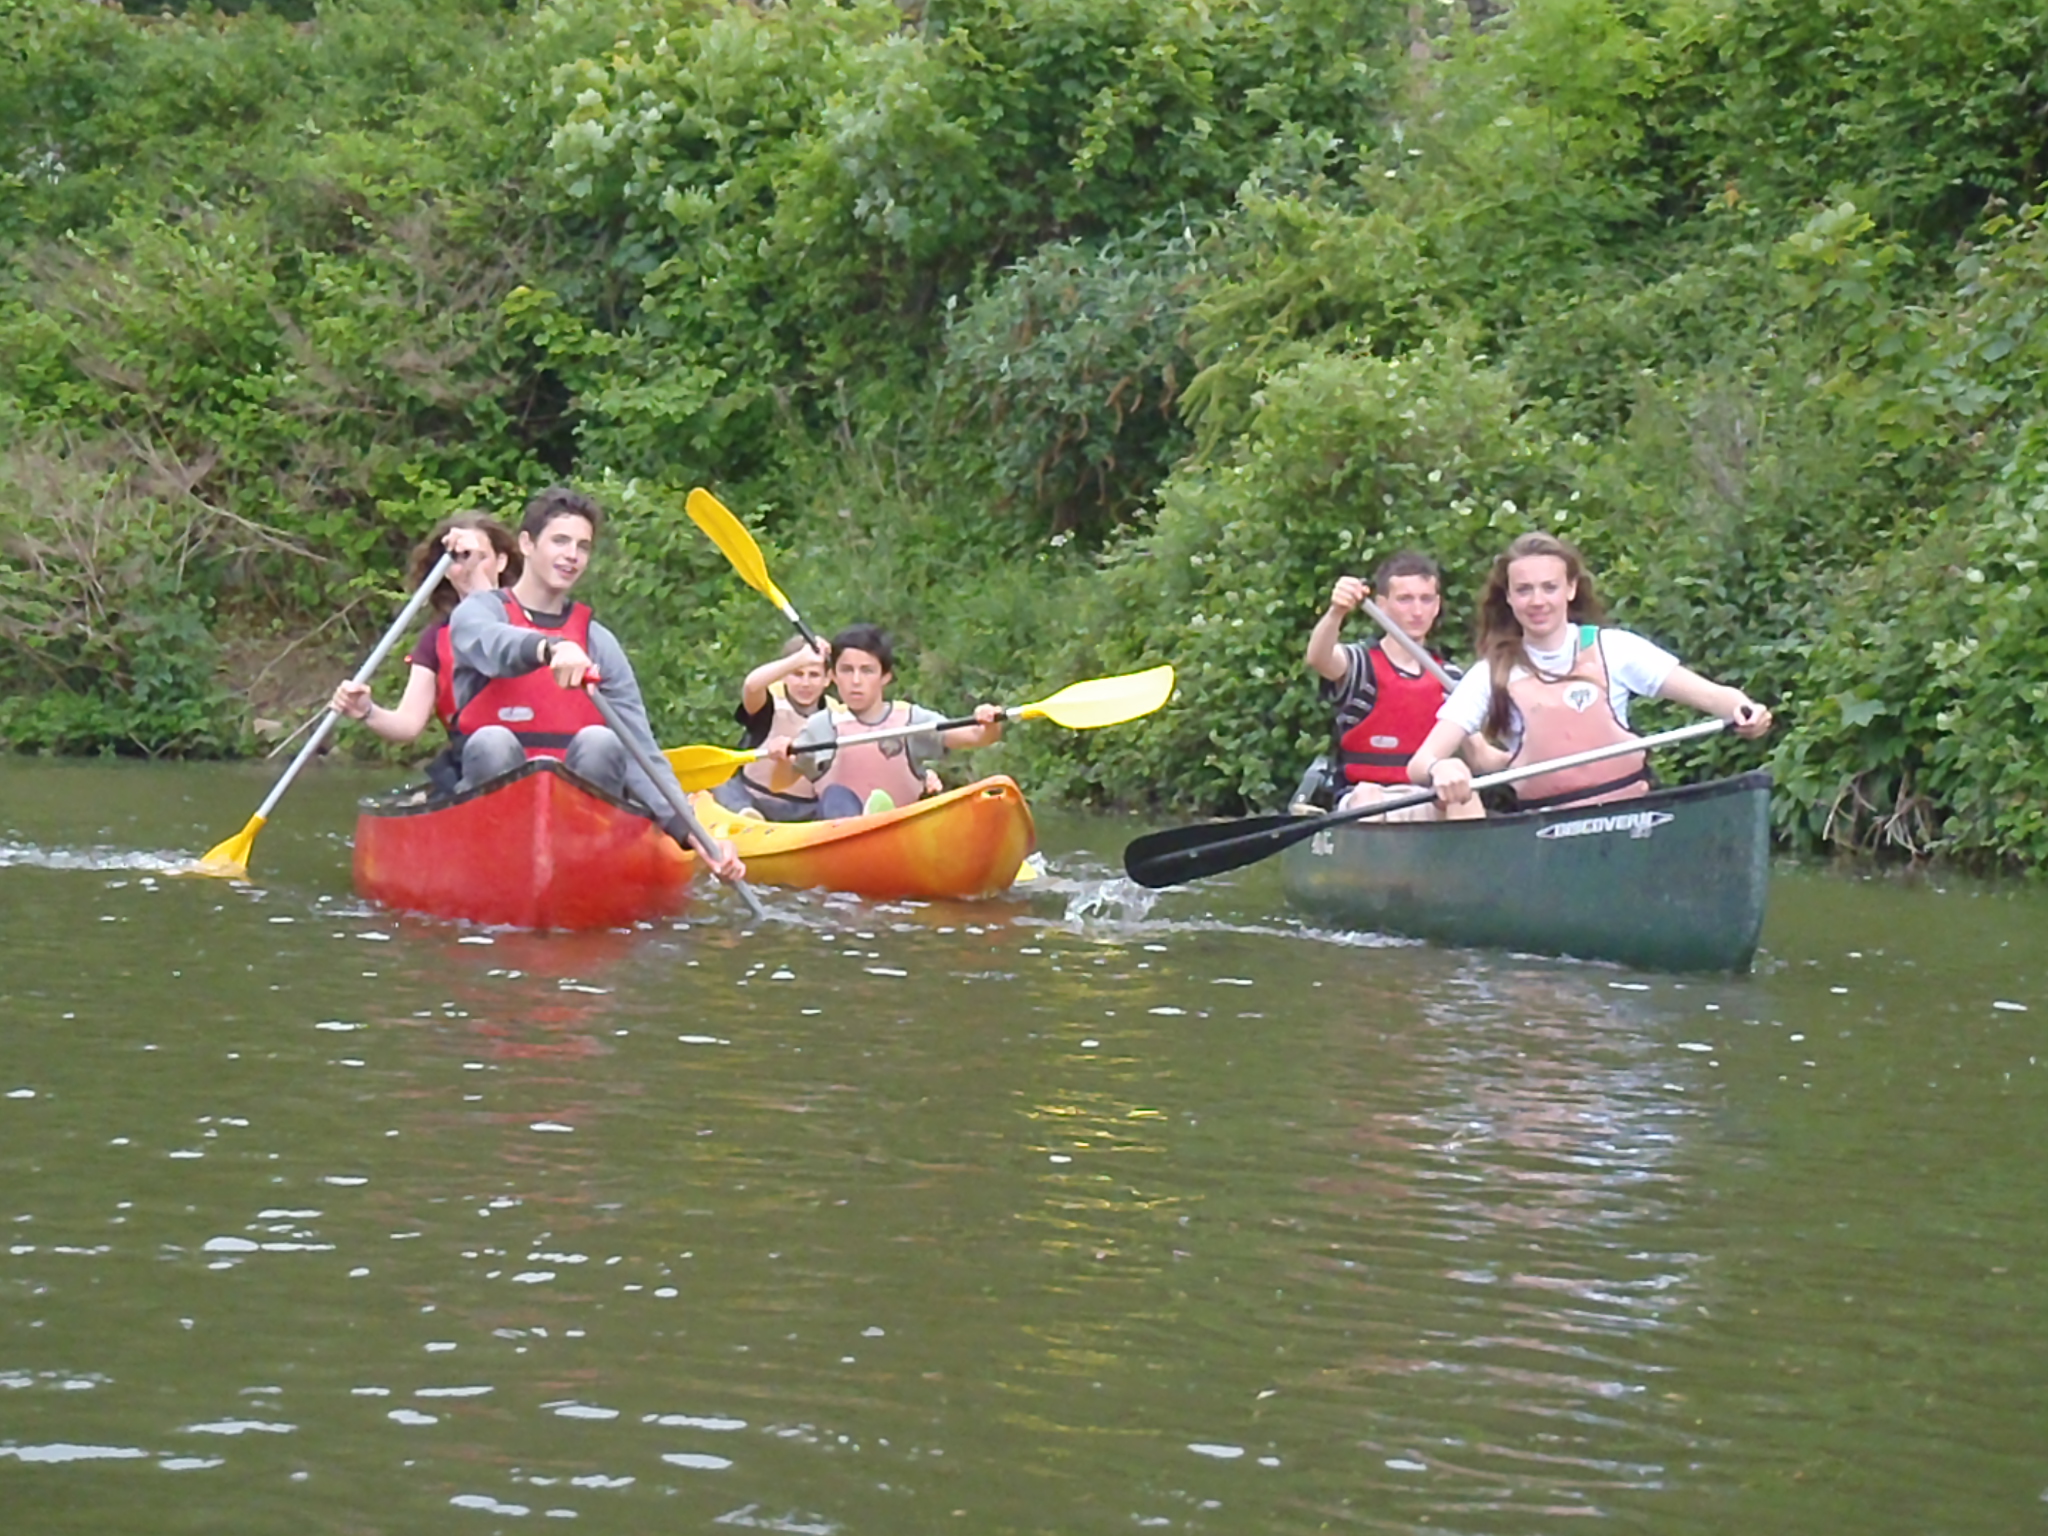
[1409,531,1773,814]
[769,623,1003,820]
[711,635,836,821]
[330,512,520,795]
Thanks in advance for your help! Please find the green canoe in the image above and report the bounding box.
[1281,771,1772,973]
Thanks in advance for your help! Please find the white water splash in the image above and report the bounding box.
[1063,876,1161,924]
[0,841,197,875]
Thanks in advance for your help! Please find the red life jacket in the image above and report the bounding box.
[1335,644,1447,785]
[1506,626,1652,810]
[430,620,457,734]
[450,594,603,759]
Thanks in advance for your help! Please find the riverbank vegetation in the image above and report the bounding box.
[3,0,2044,864]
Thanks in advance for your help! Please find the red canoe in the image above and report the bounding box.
[353,759,695,929]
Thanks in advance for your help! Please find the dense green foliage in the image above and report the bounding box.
[2,0,2044,865]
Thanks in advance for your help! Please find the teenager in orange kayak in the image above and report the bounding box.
[768,623,1002,820]
[1409,531,1772,813]
[448,485,743,879]
[710,635,836,821]
[330,512,519,795]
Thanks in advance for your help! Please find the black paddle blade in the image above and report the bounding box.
[1122,812,1323,888]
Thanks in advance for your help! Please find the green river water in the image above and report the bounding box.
[2,758,2045,1535]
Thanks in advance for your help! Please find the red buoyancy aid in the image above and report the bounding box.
[431,620,458,734]
[1505,626,1651,810]
[817,702,928,807]
[1336,645,1447,785]
[450,594,603,759]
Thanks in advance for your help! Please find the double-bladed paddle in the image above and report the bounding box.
[1122,717,1730,889]
[685,486,823,651]
[582,684,768,923]
[191,551,456,878]
[662,664,1177,792]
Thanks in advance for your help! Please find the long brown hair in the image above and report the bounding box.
[408,511,520,616]
[1474,531,1607,742]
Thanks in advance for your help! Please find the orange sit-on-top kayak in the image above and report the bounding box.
[691,775,1035,899]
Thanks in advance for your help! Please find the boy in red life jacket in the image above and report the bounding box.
[447,485,743,881]
[1303,551,1489,822]
[767,623,1003,820]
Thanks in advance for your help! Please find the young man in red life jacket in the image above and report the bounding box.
[769,623,1004,820]
[447,486,744,880]
[1302,551,1488,822]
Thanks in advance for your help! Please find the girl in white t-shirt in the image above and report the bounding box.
[1407,532,1773,813]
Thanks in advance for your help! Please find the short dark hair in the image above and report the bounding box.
[829,622,894,675]
[1373,550,1440,594]
[520,485,604,541]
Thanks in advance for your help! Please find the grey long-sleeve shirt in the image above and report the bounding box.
[448,589,689,814]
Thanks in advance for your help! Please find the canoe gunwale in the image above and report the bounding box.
[1315,768,1773,839]
[356,756,652,823]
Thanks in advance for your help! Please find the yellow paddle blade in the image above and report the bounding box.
[189,813,265,878]
[664,741,757,792]
[686,488,792,610]
[1013,664,1176,730]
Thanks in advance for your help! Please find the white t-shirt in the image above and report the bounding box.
[1438,628,1679,750]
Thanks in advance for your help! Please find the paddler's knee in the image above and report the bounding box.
[816,785,865,821]
[457,726,525,792]
[563,725,626,792]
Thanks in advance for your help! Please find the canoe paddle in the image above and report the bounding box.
[190,551,456,878]
[685,486,824,651]
[1357,594,1458,692]
[1122,717,1730,889]
[583,685,768,923]
[662,664,1177,792]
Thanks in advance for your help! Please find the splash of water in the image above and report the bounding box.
[0,841,197,875]
[1063,875,1161,925]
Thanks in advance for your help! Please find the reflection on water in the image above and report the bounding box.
[3,767,2046,1534]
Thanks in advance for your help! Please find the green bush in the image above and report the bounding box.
[6,0,2048,869]
[0,436,240,755]
[1020,337,1569,809]
[932,220,1206,540]
[1776,418,2048,862]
